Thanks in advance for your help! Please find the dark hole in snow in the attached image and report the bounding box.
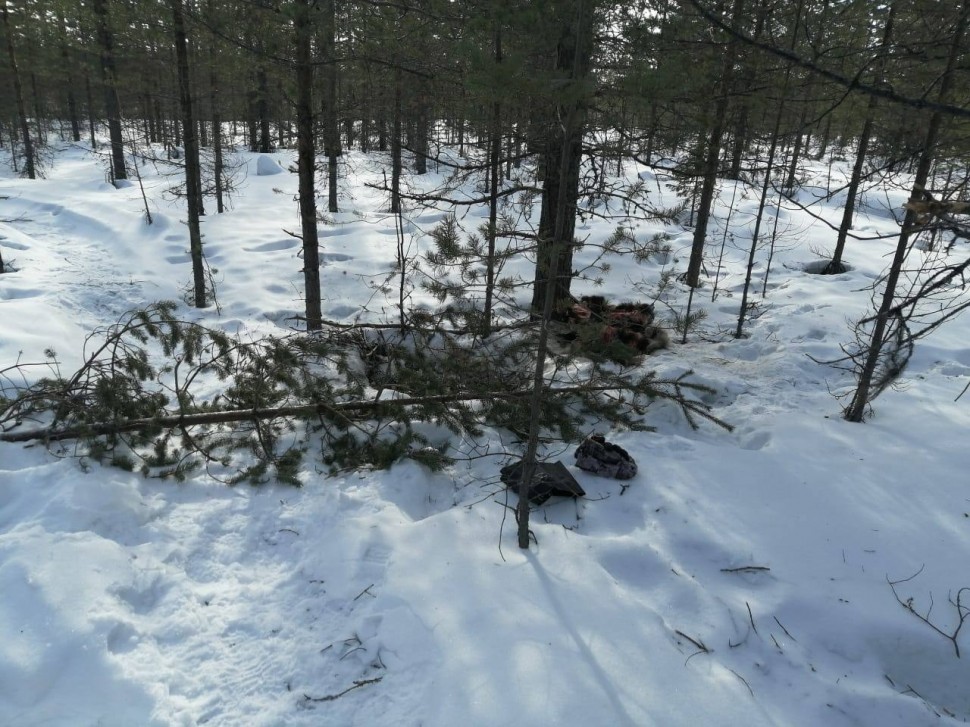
[803,259,853,275]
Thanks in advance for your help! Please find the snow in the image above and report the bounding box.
[1,142,970,726]
[256,154,284,176]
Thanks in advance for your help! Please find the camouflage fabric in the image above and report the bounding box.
[574,435,638,480]
[500,460,585,505]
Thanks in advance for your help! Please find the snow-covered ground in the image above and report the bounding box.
[1,143,969,726]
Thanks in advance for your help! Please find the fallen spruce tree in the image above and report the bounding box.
[0,302,729,483]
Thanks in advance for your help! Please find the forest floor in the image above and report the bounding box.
[1,143,969,726]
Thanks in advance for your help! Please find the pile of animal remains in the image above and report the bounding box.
[559,295,669,362]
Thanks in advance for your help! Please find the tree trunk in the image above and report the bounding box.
[735,0,804,337]
[530,0,595,317]
[257,64,271,153]
[484,25,502,334]
[414,85,429,175]
[1,3,35,180]
[844,0,969,422]
[825,6,895,274]
[91,0,127,181]
[391,69,402,214]
[294,0,322,331]
[518,0,593,548]
[207,2,224,214]
[684,0,746,288]
[170,0,207,308]
[323,0,339,213]
[85,75,97,149]
[58,12,82,143]
[784,109,809,193]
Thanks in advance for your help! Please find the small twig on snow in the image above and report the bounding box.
[888,566,968,658]
[303,677,383,703]
[720,565,771,574]
[675,629,710,657]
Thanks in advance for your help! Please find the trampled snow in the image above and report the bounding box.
[1,143,969,726]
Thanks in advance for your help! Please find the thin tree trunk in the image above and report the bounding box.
[414,85,428,175]
[29,71,45,147]
[323,0,338,213]
[844,0,969,422]
[484,25,502,334]
[684,0,746,288]
[0,383,640,445]
[530,0,595,317]
[8,119,19,173]
[825,6,895,274]
[391,69,402,214]
[518,0,592,548]
[1,3,35,179]
[91,0,127,181]
[257,64,271,153]
[784,109,809,193]
[247,85,258,152]
[294,0,321,331]
[170,0,206,308]
[58,12,82,143]
[735,0,803,338]
[207,4,224,214]
[728,106,748,180]
[85,75,97,149]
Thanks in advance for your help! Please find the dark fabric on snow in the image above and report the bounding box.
[500,460,586,505]
[574,435,637,479]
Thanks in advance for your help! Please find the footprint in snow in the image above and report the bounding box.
[321,252,353,262]
[0,285,44,300]
[243,239,300,253]
[319,225,355,237]
[0,238,29,251]
[737,429,771,451]
[113,575,171,615]
[106,622,141,654]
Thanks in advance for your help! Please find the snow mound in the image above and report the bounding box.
[256,155,284,176]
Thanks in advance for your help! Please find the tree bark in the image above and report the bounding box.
[484,24,502,334]
[257,63,271,153]
[530,0,595,317]
[170,0,207,308]
[391,69,402,214]
[208,7,225,214]
[844,0,970,422]
[825,5,895,275]
[0,383,650,445]
[323,0,339,213]
[58,11,82,143]
[684,0,746,288]
[519,0,592,548]
[735,0,804,337]
[1,3,35,180]
[294,0,322,331]
[91,0,127,181]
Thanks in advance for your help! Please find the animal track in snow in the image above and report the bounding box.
[738,429,771,451]
[326,304,359,318]
[243,239,300,253]
[113,575,170,615]
[0,285,44,300]
[319,226,354,237]
[106,622,141,654]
